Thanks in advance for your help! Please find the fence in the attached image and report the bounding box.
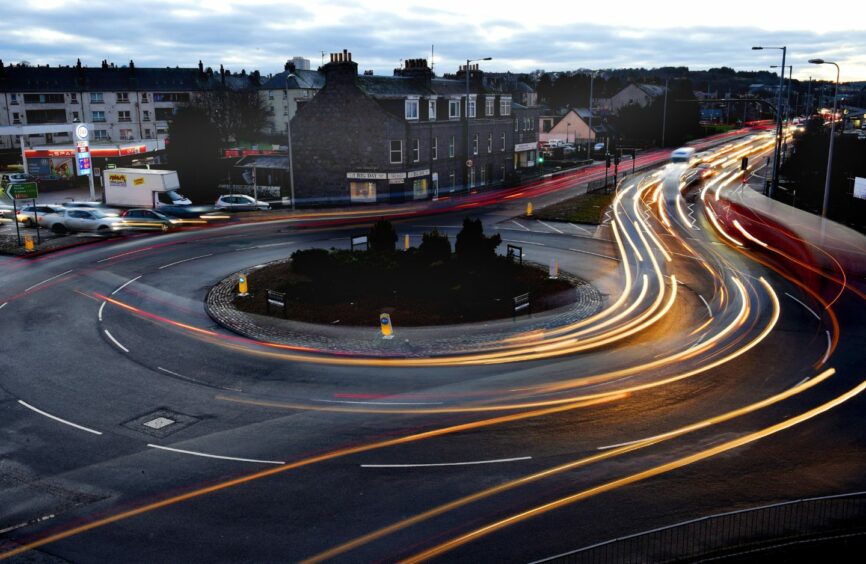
[536,491,866,563]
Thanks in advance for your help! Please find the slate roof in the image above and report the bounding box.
[635,83,667,97]
[260,69,325,90]
[0,64,255,92]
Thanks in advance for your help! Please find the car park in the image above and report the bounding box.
[214,194,271,211]
[120,208,180,232]
[15,205,66,228]
[46,209,124,234]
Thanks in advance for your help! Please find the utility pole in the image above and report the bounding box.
[587,71,597,158]
[285,74,296,209]
[753,45,787,200]
[661,78,669,148]
[465,57,491,192]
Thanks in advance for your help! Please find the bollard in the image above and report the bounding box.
[380,313,394,339]
[24,235,35,252]
[526,202,533,217]
[238,273,249,296]
[404,233,410,251]
[549,258,559,279]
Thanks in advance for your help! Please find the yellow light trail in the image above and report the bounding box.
[404,375,866,563]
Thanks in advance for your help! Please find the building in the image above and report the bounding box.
[259,66,324,136]
[606,83,667,113]
[290,51,518,205]
[538,108,597,144]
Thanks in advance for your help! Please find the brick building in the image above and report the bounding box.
[290,50,517,205]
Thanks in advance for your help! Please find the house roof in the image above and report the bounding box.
[261,69,325,90]
[357,75,432,97]
[635,83,667,97]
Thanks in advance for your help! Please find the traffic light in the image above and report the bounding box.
[614,151,621,166]
[605,154,611,168]
[537,155,544,164]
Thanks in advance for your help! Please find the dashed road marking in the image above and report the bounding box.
[98,301,106,322]
[698,294,712,317]
[314,399,444,406]
[147,444,285,465]
[821,330,832,365]
[361,456,532,468]
[96,247,154,263]
[18,400,103,435]
[0,302,7,310]
[538,220,563,234]
[24,270,73,292]
[111,275,142,296]
[104,329,129,353]
[157,253,213,270]
[784,292,821,320]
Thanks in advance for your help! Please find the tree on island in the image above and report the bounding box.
[368,219,398,253]
[455,217,501,262]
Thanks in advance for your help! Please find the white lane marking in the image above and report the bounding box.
[147,444,285,465]
[784,292,821,320]
[0,513,56,535]
[24,270,73,292]
[111,275,142,296]
[156,366,242,392]
[538,220,564,234]
[504,239,545,247]
[698,294,712,317]
[96,247,153,263]
[104,329,129,353]
[361,456,532,468]
[157,253,213,270]
[0,302,7,310]
[98,301,106,322]
[567,247,619,261]
[794,377,811,388]
[236,241,295,250]
[314,398,444,406]
[597,437,650,450]
[511,219,530,231]
[17,400,103,435]
[821,330,832,365]
[569,223,592,234]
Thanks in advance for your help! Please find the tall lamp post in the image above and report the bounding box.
[770,64,793,125]
[661,77,669,147]
[752,45,786,199]
[284,74,297,210]
[465,57,491,191]
[809,58,840,218]
[586,70,598,158]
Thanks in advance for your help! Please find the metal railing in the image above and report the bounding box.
[535,491,866,563]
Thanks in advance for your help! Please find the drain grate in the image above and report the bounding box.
[123,408,199,438]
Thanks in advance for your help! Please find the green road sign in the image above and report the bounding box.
[7,182,38,200]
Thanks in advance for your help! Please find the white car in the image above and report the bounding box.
[214,194,271,211]
[46,209,124,234]
[16,204,66,228]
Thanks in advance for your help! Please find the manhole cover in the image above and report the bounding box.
[143,417,175,430]
[123,408,200,438]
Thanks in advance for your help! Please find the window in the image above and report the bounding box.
[486,97,495,116]
[157,127,168,135]
[119,128,133,141]
[428,99,436,120]
[514,118,519,132]
[449,136,455,158]
[501,132,506,151]
[10,94,18,104]
[70,93,78,104]
[153,93,190,103]
[350,181,377,203]
[390,140,402,164]
[412,178,428,200]
[432,137,438,160]
[480,166,486,186]
[143,110,151,121]
[501,166,506,181]
[472,133,478,155]
[90,92,104,103]
[92,110,106,122]
[118,110,131,122]
[500,98,511,116]
[12,112,20,124]
[94,129,109,140]
[449,171,455,188]
[268,92,274,100]
[449,99,460,119]
[24,94,64,104]
[140,93,149,103]
[469,167,476,188]
[72,111,80,122]
[155,107,174,121]
[144,128,152,138]
[411,139,420,162]
[487,133,493,153]
[405,98,419,120]
[116,92,130,103]
[468,97,476,118]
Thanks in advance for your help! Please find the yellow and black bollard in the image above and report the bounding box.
[526,202,533,217]
[24,235,35,252]
[238,273,249,296]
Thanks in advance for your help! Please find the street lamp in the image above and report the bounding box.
[770,64,793,125]
[586,70,598,158]
[284,74,296,210]
[753,46,787,200]
[465,56,491,191]
[809,58,840,218]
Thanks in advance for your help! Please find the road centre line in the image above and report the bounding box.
[96,246,154,263]
[98,301,106,322]
[147,444,285,465]
[0,302,7,310]
[24,270,73,292]
[698,294,712,317]
[538,220,563,234]
[821,330,833,366]
[104,329,129,353]
[157,253,213,270]
[315,399,444,406]
[784,292,821,321]
[361,456,532,468]
[111,275,142,296]
[17,400,103,435]
[156,366,242,392]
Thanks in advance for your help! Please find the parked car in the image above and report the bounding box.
[120,209,180,232]
[214,195,270,211]
[0,173,37,188]
[16,205,66,228]
[46,209,124,234]
[0,204,15,219]
[60,202,122,216]
[157,204,224,220]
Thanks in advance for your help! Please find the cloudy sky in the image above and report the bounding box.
[3,0,864,81]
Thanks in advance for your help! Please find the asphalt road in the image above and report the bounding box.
[2,131,865,563]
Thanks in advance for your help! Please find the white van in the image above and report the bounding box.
[670,147,696,164]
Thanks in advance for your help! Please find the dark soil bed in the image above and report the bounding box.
[234,250,576,326]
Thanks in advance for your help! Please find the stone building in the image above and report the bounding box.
[290,50,517,205]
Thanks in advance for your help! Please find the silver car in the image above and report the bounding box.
[214,194,271,211]
[46,209,124,234]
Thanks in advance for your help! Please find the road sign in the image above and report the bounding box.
[466,159,473,168]
[7,182,38,200]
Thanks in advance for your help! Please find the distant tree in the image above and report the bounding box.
[368,219,398,253]
[455,217,501,262]
[418,229,451,263]
[193,87,270,145]
[165,106,223,201]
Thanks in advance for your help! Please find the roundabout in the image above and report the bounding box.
[2,136,866,563]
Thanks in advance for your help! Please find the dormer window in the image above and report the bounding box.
[449,99,460,119]
[428,99,437,120]
[405,98,419,120]
[468,95,476,118]
[499,97,512,116]
[485,97,495,116]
